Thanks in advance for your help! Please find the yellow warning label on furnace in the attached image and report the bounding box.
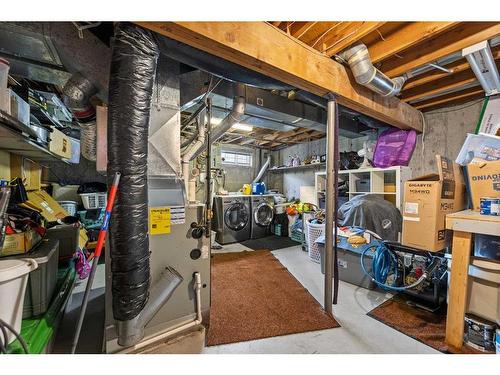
[149,207,171,235]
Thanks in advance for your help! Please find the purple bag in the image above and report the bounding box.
[373,128,417,168]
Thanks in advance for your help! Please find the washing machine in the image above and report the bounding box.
[250,195,274,239]
[212,195,251,244]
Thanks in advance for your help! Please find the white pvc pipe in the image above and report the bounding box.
[117,272,203,354]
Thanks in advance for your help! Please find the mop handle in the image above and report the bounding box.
[94,172,121,258]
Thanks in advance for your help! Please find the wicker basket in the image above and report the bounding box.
[306,222,325,263]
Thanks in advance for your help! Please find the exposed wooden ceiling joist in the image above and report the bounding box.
[403,45,500,91]
[297,22,343,46]
[413,86,485,111]
[290,22,318,40]
[402,70,479,103]
[323,22,386,56]
[402,59,500,103]
[137,22,423,132]
[368,22,459,63]
[381,22,500,78]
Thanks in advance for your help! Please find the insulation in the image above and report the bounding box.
[107,23,159,321]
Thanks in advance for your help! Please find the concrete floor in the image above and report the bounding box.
[206,241,440,354]
[56,240,440,354]
[52,262,106,354]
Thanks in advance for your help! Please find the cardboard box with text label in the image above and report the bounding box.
[466,159,500,211]
[402,155,465,252]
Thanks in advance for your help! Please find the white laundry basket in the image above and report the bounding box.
[306,222,325,263]
[0,258,38,344]
[79,192,107,210]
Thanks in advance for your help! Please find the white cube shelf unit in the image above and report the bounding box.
[315,166,411,211]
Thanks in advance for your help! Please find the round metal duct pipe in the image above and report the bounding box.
[337,44,406,97]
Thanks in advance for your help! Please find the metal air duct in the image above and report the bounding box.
[62,72,99,160]
[252,154,271,184]
[189,83,246,161]
[337,43,406,97]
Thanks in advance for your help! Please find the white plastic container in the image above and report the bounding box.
[0,58,9,90]
[0,258,38,344]
[79,192,107,210]
[58,200,78,216]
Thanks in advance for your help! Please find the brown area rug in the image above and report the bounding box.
[368,295,484,354]
[206,250,339,346]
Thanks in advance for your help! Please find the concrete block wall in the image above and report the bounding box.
[409,100,483,178]
[269,136,368,199]
[218,143,263,192]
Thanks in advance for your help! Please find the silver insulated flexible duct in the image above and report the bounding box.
[62,72,99,161]
[337,44,406,97]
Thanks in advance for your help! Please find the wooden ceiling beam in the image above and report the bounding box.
[402,69,479,102]
[412,86,485,111]
[278,127,314,140]
[402,59,499,102]
[323,22,386,57]
[420,93,486,112]
[380,22,500,78]
[403,45,500,91]
[137,22,423,131]
[368,22,459,64]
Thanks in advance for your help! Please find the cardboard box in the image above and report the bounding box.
[402,155,466,252]
[10,155,42,191]
[466,159,500,211]
[23,190,69,221]
[1,229,42,256]
[8,89,30,125]
[49,127,72,159]
[476,95,500,136]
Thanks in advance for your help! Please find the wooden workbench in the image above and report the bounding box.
[445,209,500,349]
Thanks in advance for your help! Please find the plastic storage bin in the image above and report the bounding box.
[46,225,79,259]
[0,258,38,343]
[80,192,107,210]
[8,239,59,318]
[474,234,500,261]
[355,179,370,192]
[317,236,376,290]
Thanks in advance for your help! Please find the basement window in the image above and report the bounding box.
[221,151,253,167]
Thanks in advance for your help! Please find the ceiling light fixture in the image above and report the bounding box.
[462,40,500,96]
[231,123,253,132]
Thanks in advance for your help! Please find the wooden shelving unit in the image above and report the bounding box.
[444,210,500,350]
[315,166,411,210]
